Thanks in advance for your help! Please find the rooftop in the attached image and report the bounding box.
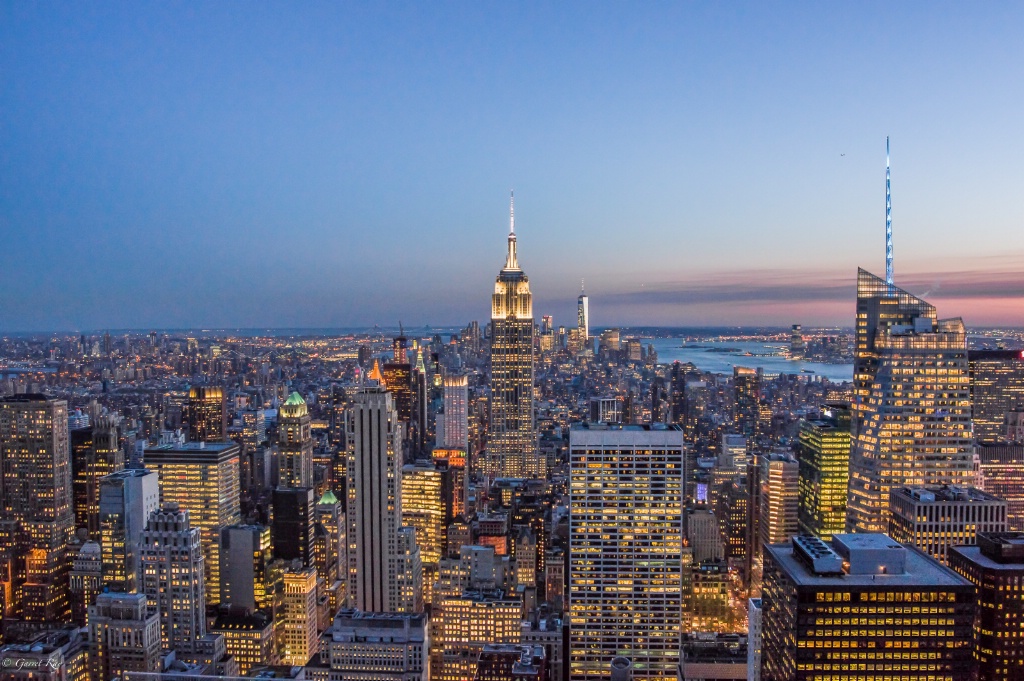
[766,534,971,588]
[893,484,1003,504]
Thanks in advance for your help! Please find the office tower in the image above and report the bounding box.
[220,524,273,611]
[144,441,241,606]
[723,476,749,571]
[744,459,763,589]
[969,350,1024,444]
[489,195,536,479]
[569,423,685,681]
[795,407,851,540]
[431,590,523,680]
[761,534,975,681]
[0,394,73,623]
[99,468,159,592]
[888,485,1007,564]
[790,324,805,360]
[577,280,589,345]
[402,460,445,600]
[847,270,974,533]
[441,373,469,450]
[271,487,315,565]
[281,566,318,666]
[69,540,102,627]
[187,386,227,442]
[759,452,799,547]
[413,351,430,455]
[319,610,428,681]
[949,532,1024,680]
[679,634,747,681]
[240,408,266,452]
[88,592,161,679]
[747,598,762,681]
[383,361,414,424]
[71,413,123,538]
[393,325,409,364]
[977,443,1024,529]
[434,448,467,520]
[211,609,276,674]
[732,367,761,439]
[346,386,420,612]
[139,503,206,654]
[278,392,313,488]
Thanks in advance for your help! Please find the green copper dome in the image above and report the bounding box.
[280,391,309,418]
[319,489,339,505]
[284,391,305,406]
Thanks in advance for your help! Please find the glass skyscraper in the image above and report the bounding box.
[847,269,974,533]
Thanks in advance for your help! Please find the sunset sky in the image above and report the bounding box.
[2,3,1022,331]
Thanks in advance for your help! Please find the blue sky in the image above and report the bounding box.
[2,2,1022,331]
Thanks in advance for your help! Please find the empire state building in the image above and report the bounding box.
[487,194,536,478]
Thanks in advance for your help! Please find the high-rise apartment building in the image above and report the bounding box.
[346,386,421,613]
[0,394,74,624]
[759,452,799,547]
[969,350,1024,444]
[847,270,974,533]
[278,392,313,488]
[732,366,762,441]
[441,373,469,451]
[569,423,685,681]
[144,441,241,606]
[796,407,851,540]
[888,485,1007,565]
[98,468,159,592]
[488,196,536,478]
[761,534,975,681]
[139,503,206,654]
[949,532,1024,681]
[187,386,227,442]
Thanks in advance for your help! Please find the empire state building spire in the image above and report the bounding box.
[505,190,519,271]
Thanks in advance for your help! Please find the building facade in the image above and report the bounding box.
[888,485,1007,565]
[796,407,851,540]
[569,424,685,680]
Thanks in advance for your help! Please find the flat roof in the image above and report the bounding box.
[949,545,1024,572]
[765,541,972,588]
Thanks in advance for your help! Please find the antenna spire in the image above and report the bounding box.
[581,278,585,294]
[504,191,519,270]
[886,136,893,291]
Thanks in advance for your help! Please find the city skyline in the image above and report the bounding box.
[3,4,1024,331]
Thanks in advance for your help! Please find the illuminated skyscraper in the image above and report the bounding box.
[733,367,761,440]
[144,441,241,606]
[0,394,74,624]
[949,532,1024,680]
[577,280,589,346]
[220,524,274,611]
[968,350,1024,444]
[71,412,124,538]
[278,392,313,488]
[402,461,445,567]
[888,485,1007,565]
[569,423,685,681]
[759,452,799,547]
[281,566,318,666]
[98,468,159,593]
[441,373,469,451]
[187,386,227,442]
[139,503,206,654]
[346,386,421,613]
[488,194,536,478]
[846,270,974,533]
[762,534,975,681]
[796,407,851,540]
